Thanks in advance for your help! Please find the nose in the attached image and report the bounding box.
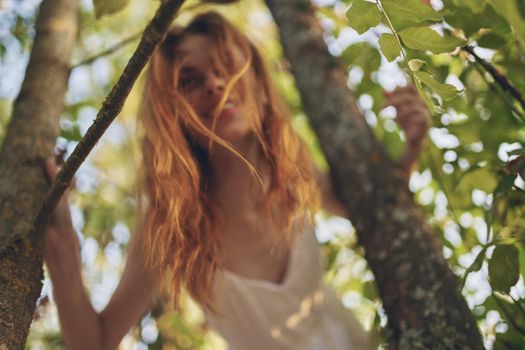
[206,71,225,97]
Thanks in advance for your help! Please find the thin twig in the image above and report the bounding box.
[470,63,525,123]
[375,0,417,85]
[71,33,142,69]
[493,293,525,336]
[33,0,187,235]
[70,0,207,70]
[462,45,525,112]
[427,145,461,224]
[508,293,525,320]
[71,2,207,70]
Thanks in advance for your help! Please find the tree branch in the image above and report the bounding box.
[470,61,525,122]
[32,0,186,241]
[71,32,142,69]
[462,45,525,112]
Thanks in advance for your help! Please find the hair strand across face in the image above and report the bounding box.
[136,11,320,313]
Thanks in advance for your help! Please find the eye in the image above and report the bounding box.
[179,75,201,91]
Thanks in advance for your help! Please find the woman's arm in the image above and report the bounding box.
[44,160,158,350]
[98,225,158,350]
[315,86,430,216]
[383,85,431,179]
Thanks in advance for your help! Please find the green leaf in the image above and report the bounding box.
[346,1,383,34]
[494,174,517,196]
[477,32,507,49]
[378,33,401,62]
[507,148,524,156]
[407,58,427,71]
[93,0,129,19]
[60,125,83,142]
[488,0,525,43]
[399,27,467,54]
[341,42,382,75]
[452,0,487,13]
[363,280,378,300]
[488,244,520,293]
[0,43,5,61]
[414,79,438,114]
[444,4,507,37]
[460,247,486,291]
[446,123,479,144]
[495,236,522,245]
[381,0,443,23]
[458,167,498,193]
[414,71,462,101]
[519,0,525,19]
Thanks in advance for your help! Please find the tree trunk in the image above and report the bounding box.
[0,0,185,347]
[0,0,79,348]
[264,0,485,348]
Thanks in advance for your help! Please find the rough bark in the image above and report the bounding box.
[0,0,79,349]
[32,0,186,254]
[264,0,485,348]
[0,0,186,348]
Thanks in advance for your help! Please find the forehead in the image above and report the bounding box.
[175,34,247,70]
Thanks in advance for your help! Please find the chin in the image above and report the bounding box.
[217,129,252,144]
[191,119,255,150]
[211,119,250,139]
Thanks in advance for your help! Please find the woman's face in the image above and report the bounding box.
[176,34,258,148]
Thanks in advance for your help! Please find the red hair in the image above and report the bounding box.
[137,11,319,312]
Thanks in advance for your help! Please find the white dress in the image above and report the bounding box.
[207,223,372,350]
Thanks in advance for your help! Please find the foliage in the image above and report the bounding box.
[0,0,524,349]
[93,0,130,18]
[339,0,525,347]
[346,0,466,114]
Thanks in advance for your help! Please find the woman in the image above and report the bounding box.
[44,11,431,350]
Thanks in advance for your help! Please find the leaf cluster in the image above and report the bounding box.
[336,0,525,346]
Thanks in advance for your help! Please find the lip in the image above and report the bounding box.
[219,104,236,119]
[208,100,236,120]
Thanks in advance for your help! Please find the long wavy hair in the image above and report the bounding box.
[137,11,319,312]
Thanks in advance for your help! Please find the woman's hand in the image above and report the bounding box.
[43,158,80,270]
[384,85,431,147]
[383,85,432,177]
